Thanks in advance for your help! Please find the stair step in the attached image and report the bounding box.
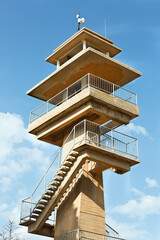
[41,195,51,201]
[39,200,48,205]
[32,209,42,215]
[63,161,73,167]
[53,176,63,182]
[66,156,76,162]
[30,213,39,219]
[20,219,35,226]
[47,186,57,191]
[44,190,54,196]
[60,166,69,172]
[50,181,60,187]
[57,171,66,177]
[36,204,45,210]
[70,151,79,156]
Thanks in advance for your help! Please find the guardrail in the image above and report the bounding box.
[20,120,138,223]
[30,73,137,123]
[106,223,119,238]
[63,229,126,240]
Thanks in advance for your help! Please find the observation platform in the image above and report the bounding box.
[27,47,141,101]
[20,120,139,238]
[28,74,139,146]
[46,27,122,65]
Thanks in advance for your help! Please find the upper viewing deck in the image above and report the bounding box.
[46,27,122,65]
[27,28,141,101]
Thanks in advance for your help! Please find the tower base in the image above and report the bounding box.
[54,161,106,240]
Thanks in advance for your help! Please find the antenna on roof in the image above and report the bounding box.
[104,19,107,38]
[76,13,85,31]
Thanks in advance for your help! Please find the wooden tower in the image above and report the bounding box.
[20,28,141,240]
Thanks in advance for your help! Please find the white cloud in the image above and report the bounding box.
[118,123,148,136]
[145,177,159,188]
[110,189,160,219]
[0,112,56,192]
[0,112,49,159]
[0,203,8,212]
[0,177,12,192]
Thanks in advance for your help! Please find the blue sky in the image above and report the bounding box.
[0,0,160,239]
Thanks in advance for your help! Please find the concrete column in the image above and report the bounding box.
[61,123,85,163]
[83,40,87,50]
[54,161,106,240]
[106,52,110,57]
[57,60,60,69]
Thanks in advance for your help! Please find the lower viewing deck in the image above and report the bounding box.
[20,120,139,239]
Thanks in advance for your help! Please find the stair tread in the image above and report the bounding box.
[32,209,42,214]
[36,205,45,210]
[47,186,57,191]
[60,166,70,172]
[63,161,73,167]
[70,151,79,156]
[50,181,60,186]
[53,176,63,182]
[66,156,76,161]
[39,200,48,205]
[30,213,39,218]
[57,171,66,177]
[20,219,35,226]
[44,190,54,196]
[41,195,51,200]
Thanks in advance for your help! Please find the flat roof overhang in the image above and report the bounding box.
[46,27,122,65]
[27,47,142,101]
[28,87,139,146]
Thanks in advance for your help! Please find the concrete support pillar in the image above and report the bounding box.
[106,51,110,57]
[54,161,106,240]
[57,60,60,69]
[83,40,87,50]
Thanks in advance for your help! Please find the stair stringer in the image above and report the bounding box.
[28,150,88,234]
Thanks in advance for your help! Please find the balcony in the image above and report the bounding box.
[20,120,139,229]
[30,73,137,123]
[28,74,139,146]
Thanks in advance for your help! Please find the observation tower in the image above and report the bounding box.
[20,27,141,240]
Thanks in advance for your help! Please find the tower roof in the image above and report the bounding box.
[27,47,141,101]
[46,27,122,65]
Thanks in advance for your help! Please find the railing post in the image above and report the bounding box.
[136,94,138,105]
[47,101,49,113]
[67,87,68,100]
[58,149,61,167]
[30,196,32,216]
[113,84,114,97]
[88,73,90,87]
[20,201,23,222]
[137,139,139,159]
[84,120,86,143]
[78,229,80,240]
[29,112,32,124]
[126,144,128,157]
[111,130,114,152]
[73,126,75,146]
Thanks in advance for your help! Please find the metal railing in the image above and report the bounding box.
[20,126,76,223]
[63,229,126,240]
[30,73,137,123]
[106,224,119,238]
[20,120,138,223]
